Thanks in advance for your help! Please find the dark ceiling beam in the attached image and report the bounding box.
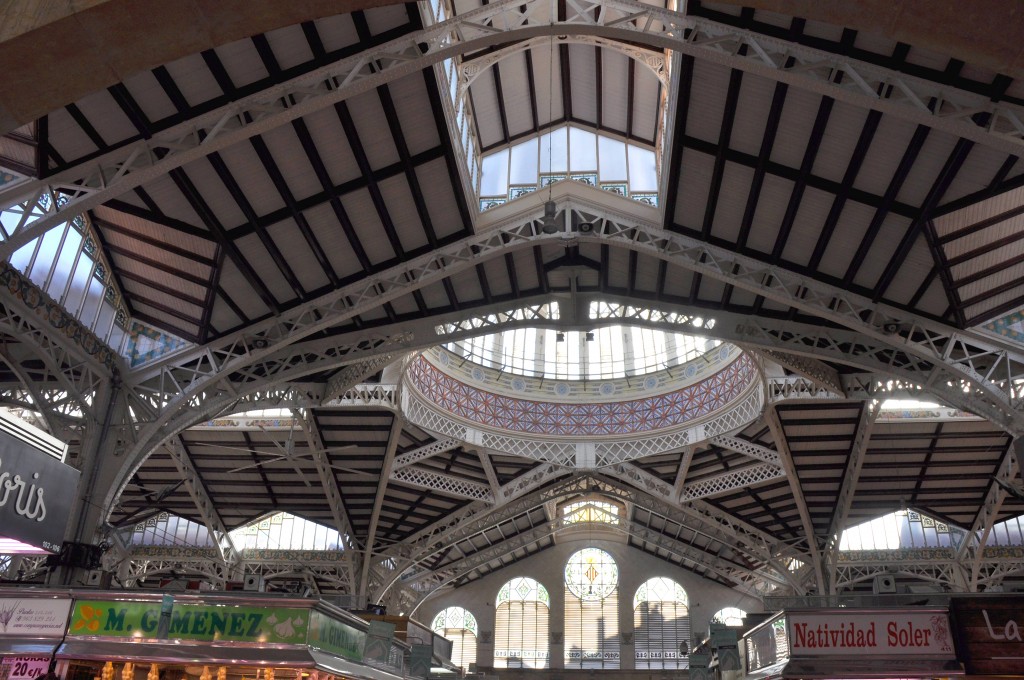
[91,215,217,267]
[735,81,787,252]
[491,63,512,146]
[208,151,308,302]
[595,47,603,131]
[118,270,206,309]
[701,68,744,241]
[129,310,200,344]
[525,49,541,135]
[625,56,636,140]
[661,55,695,232]
[873,138,973,323]
[770,96,834,262]
[688,1,1024,108]
[423,69,475,235]
[679,135,918,221]
[934,157,1023,218]
[807,110,881,271]
[167,167,281,313]
[101,244,210,289]
[129,292,202,326]
[840,125,930,287]
[249,136,340,286]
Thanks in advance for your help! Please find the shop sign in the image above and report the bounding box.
[0,598,72,635]
[307,611,364,661]
[788,610,954,657]
[950,596,1024,675]
[0,656,48,680]
[0,430,79,553]
[68,600,308,644]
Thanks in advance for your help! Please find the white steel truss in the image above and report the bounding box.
[709,435,782,465]
[825,402,879,593]
[108,194,1024,494]
[390,465,494,502]
[393,438,463,470]
[165,437,238,565]
[3,0,1024,264]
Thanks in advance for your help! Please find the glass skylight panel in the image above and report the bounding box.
[569,128,598,172]
[598,137,627,180]
[510,138,539,184]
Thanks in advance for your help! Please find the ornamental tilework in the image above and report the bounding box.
[408,354,755,436]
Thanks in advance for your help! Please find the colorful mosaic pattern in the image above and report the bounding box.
[408,353,755,436]
[0,261,118,371]
[983,309,1024,345]
[126,319,190,367]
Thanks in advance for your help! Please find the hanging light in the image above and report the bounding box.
[541,200,559,234]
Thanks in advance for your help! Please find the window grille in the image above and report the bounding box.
[564,548,619,669]
[432,607,478,672]
[633,577,690,669]
[494,577,550,668]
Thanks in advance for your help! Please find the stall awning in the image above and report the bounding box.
[0,638,62,656]
[779,658,963,678]
[57,641,403,680]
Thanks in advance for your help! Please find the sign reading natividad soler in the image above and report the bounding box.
[787,610,954,657]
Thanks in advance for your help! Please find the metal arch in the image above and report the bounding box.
[296,408,359,565]
[824,402,879,593]
[117,194,1024,460]
[764,405,825,593]
[165,437,238,565]
[103,357,391,528]
[4,0,1024,259]
[458,34,670,94]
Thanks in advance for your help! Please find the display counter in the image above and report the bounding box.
[0,591,73,680]
[52,592,406,680]
[741,608,962,680]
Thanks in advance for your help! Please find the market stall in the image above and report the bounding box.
[53,592,406,680]
[742,608,963,679]
[0,591,73,680]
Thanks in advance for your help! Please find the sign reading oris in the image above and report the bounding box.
[0,429,78,552]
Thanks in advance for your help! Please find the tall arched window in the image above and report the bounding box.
[633,578,690,669]
[494,577,550,668]
[564,548,619,669]
[431,607,478,672]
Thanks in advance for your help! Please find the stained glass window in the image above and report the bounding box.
[432,607,478,672]
[634,578,690,669]
[495,577,550,668]
[564,549,619,668]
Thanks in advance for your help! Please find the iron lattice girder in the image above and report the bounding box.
[391,465,494,502]
[825,403,879,590]
[393,438,463,470]
[4,0,1024,259]
[164,437,238,565]
[709,436,781,465]
[297,408,359,558]
[118,197,1024,450]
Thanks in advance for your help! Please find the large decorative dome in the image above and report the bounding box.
[401,332,763,468]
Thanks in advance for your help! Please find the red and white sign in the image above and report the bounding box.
[787,610,954,657]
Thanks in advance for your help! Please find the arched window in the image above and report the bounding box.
[564,548,619,669]
[431,607,478,672]
[712,607,747,627]
[633,578,690,669]
[494,577,550,668]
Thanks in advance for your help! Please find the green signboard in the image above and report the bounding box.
[307,610,365,661]
[69,600,309,644]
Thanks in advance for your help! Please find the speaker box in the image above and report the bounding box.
[243,574,264,591]
[86,569,112,588]
[873,574,896,594]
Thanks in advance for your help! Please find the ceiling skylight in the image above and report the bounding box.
[479,125,659,211]
[444,325,719,381]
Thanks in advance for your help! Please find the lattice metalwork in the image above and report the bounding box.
[709,436,781,465]
[321,384,398,410]
[391,466,494,501]
[681,463,786,501]
[393,438,463,470]
[165,438,238,565]
[755,350,843,395]
[766,376,844,403]
[825,404,879,593]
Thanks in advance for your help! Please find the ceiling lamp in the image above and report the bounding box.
[541,200,559,234]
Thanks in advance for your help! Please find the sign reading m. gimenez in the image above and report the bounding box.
[0,429,79,553]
